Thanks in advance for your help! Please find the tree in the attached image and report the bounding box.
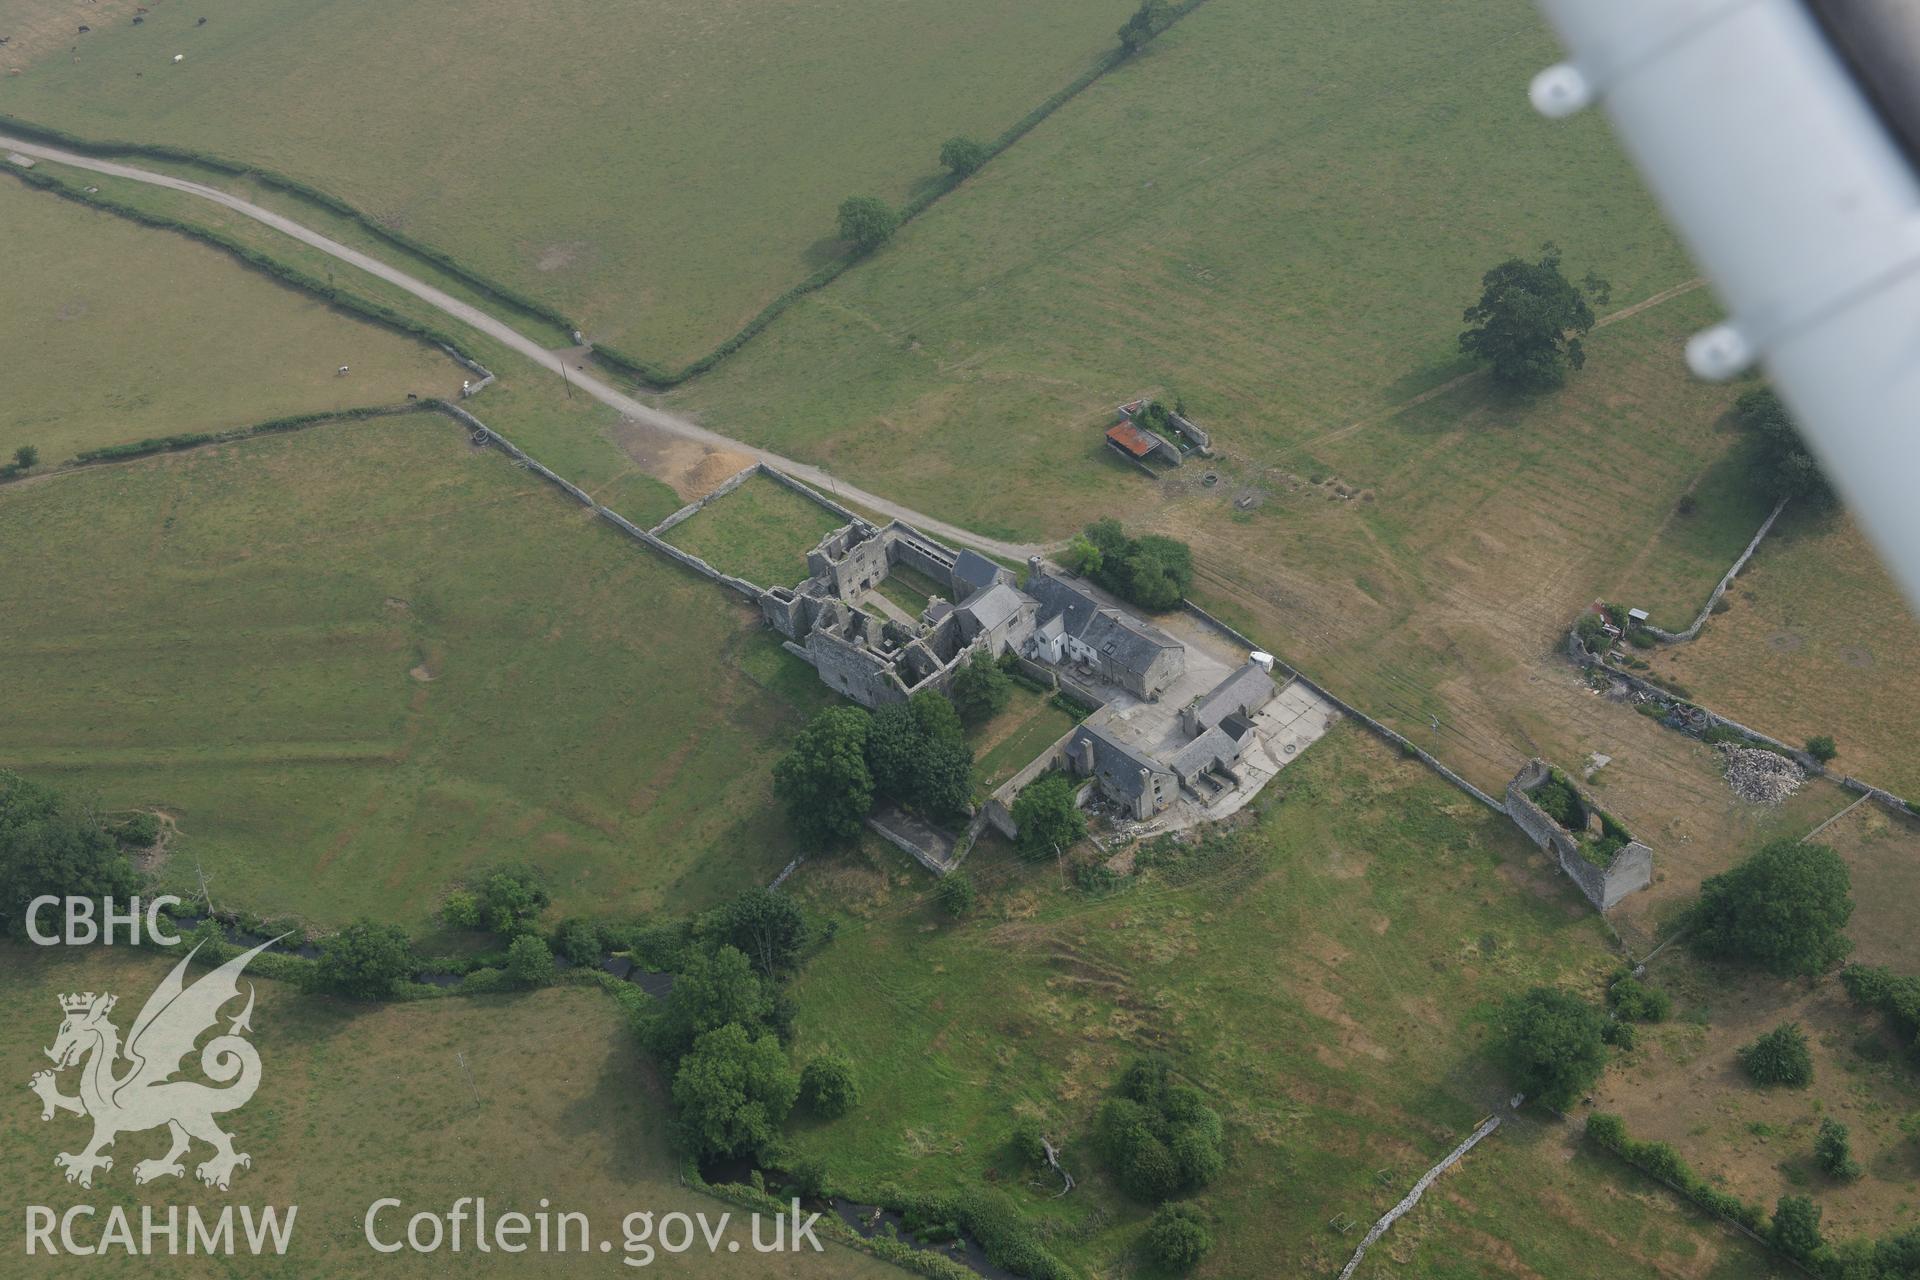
[1072,520,1193,612]
[1815,1118,1861,1181]
[1771,1194,1825,1262]
[671,1022,800,1159]
[787,1155,829,1202]
[1145,1204,1212,1272]
[865,693,973,818]
[309,918,414,1000]
[1118,0,1175,54]
[1496,986,1609,1108]
[1458,243,1609,391]
[836,196,898,253]
[773,706,875,847]
[935,869,977,918]
[551,916,601,967]
[13,445,38,470]
[440,888,482,930]
[1806,735,1838,764]
[506,933,556,986]
[1011,773,1086,861]
[715,888,808,977]
[1121,533,1192,610]
[650,945,772,1060]
[939,136,989,178]
[949,651,1013,726]
[0,771,136,938]
[471,864,551,935]
[1059,533,1104,579]
[1690,839,1853,976]
[800,1052,860,1117]
[1735,388,1831,505]
[906,691,972,815]
[1607,974,1672,1023]
[1010,1116,1049,1166]
[1739,1022,1814,1087]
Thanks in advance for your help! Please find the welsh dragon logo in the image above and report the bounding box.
[28,938,278,1191]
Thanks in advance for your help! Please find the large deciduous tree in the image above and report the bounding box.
[309,918,415,1000]
[866,692,973,819]
[1459,243,1609,391]
[1496,986,1609,1108]
[670,1022,800,1159]
[949,651,1013,726]
[939,136,989,178]
[836,196,899,253]
[1012,773,1087,861]
[1734,387,1831,506]
[773,706,875,847]
[713,888,808,977]
[1689,838,1853,976]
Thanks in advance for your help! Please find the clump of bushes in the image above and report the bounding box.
[1806,734,1838,764]
[1095,1055,1224,1203]
[441,863,552,937]
[1060,518,1193,612]
[1814,1118,1860,1181]
[1738,1022,1814,1087]
[0,770,138,940]
[935,870,976,919]
[799,1052,860,1118]
[1607,973,1672,1023]
[505,933,556,986]
[308,919,416,1000]
[111,811,162,848]
[1144,1203,1212,1272]
[1840,963,1920,1064]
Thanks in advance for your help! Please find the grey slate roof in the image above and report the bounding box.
[1080,608,1182,678]
[1188,661,1276,730]
[1169,725,1243,781]
[951,549,1004,598]
[1069,723,1173,799]
[1027,570,1181,678]
[1025,571,1102,639]
[958,581,1024,634]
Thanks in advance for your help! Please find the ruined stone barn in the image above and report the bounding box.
[1505,759,1654,912]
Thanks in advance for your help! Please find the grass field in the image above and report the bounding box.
[661,472,846,589]
[968,686,1077,797]
[671,0,1702,539]
[1644,511,1920,799]
[0,415,833,932]
[0,0,1137,366]
[1591,797,1920,1246]
[0,175,459,464]
[779,727,1787,1277]
[1606,437,1779,632]
[0,945,899,1277]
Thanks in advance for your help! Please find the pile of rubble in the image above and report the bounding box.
[1720,745,1805,805]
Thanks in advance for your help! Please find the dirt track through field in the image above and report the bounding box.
[0,135,1044,562]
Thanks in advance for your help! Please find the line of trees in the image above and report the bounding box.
[772,690,976,847]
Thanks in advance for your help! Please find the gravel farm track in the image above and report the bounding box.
[0,134,1044,562]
